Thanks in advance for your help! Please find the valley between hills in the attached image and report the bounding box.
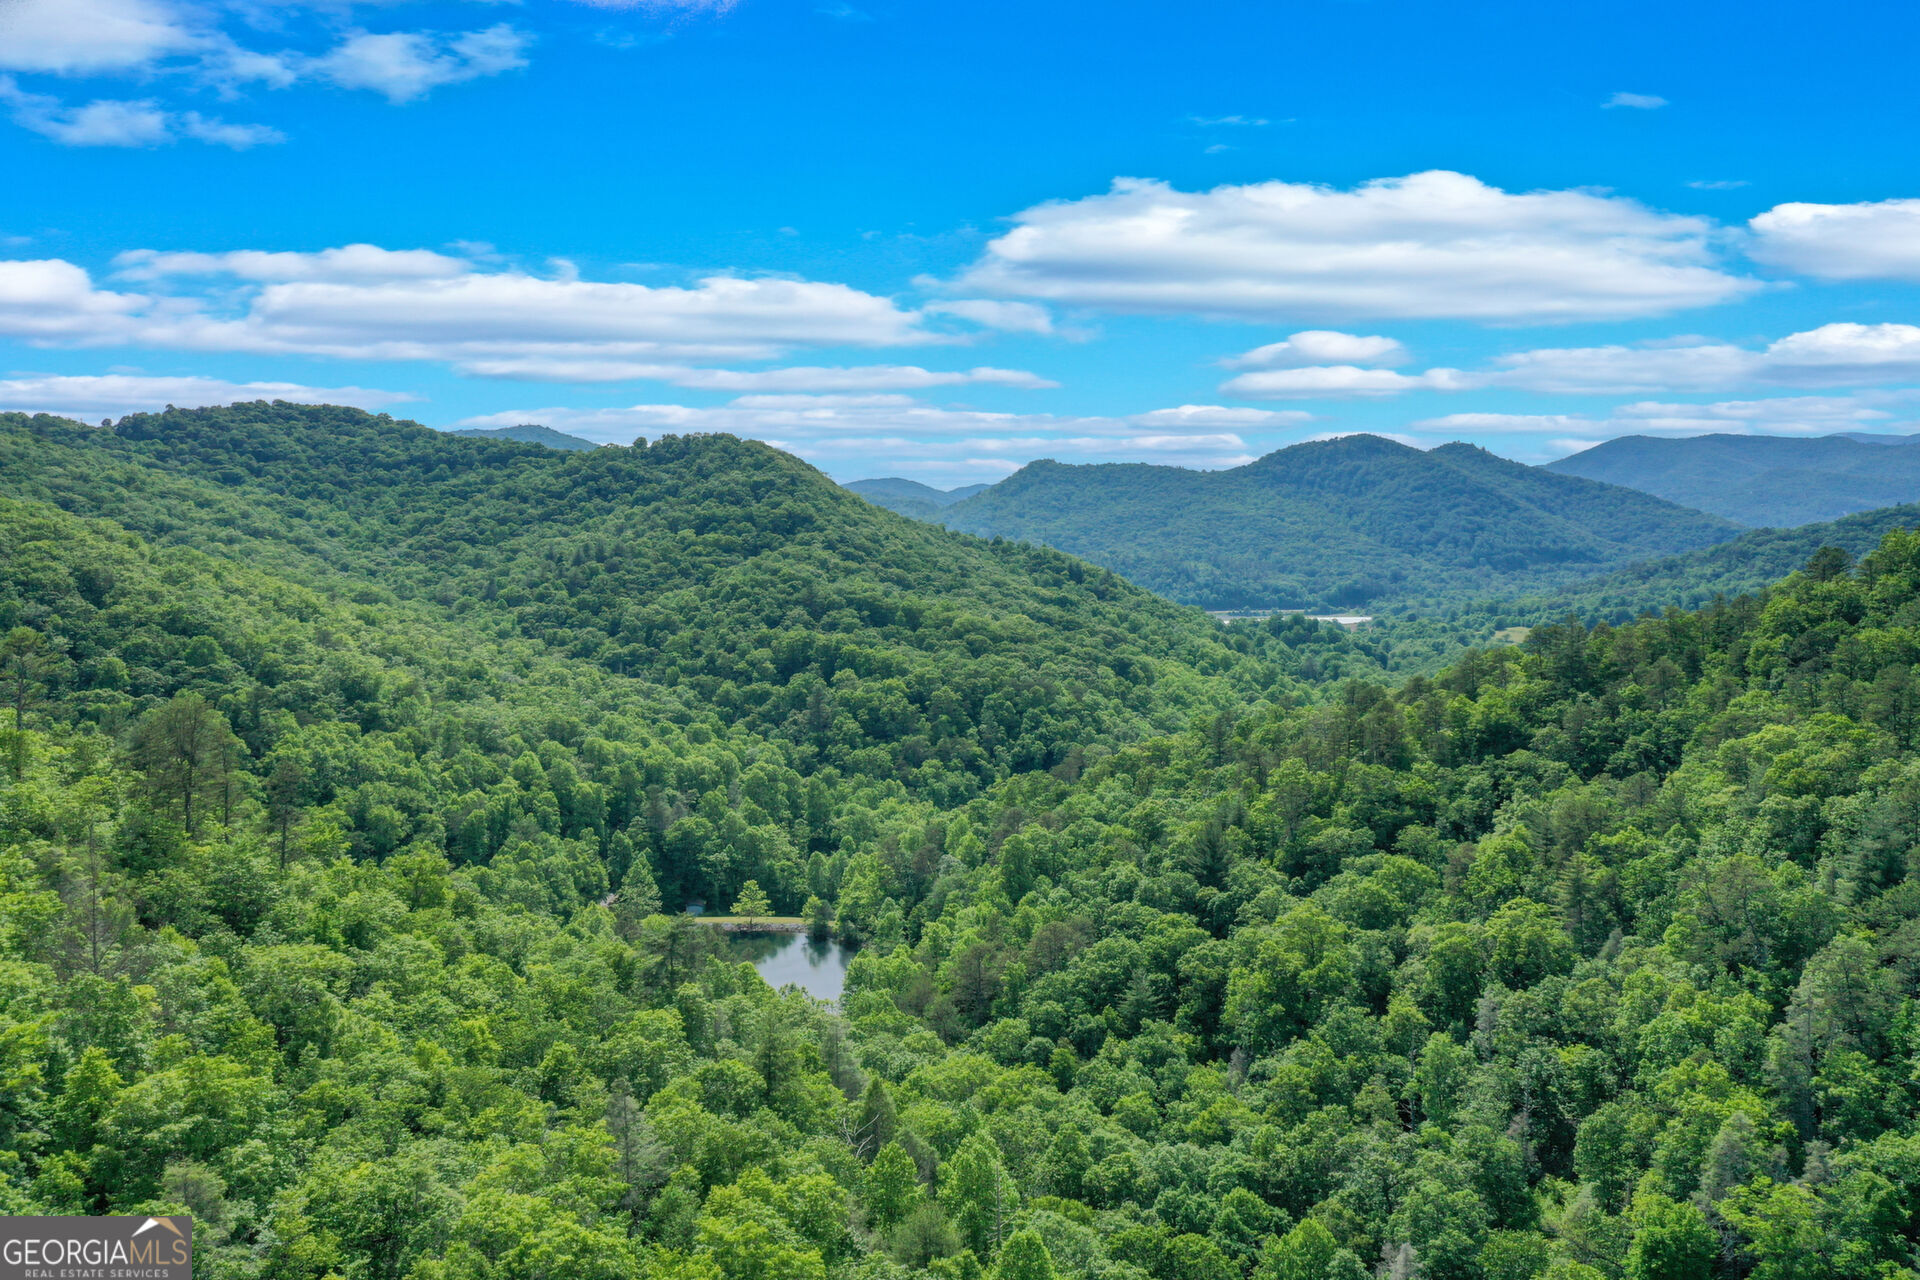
[5,403,1920,1280]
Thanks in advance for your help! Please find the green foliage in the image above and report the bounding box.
[935,434,1736,610]
[9,403,1920,1280]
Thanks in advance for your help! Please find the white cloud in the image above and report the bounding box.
[1220,330,1408,369]
[1609,394,1914,435]
[0,71,280,152]
[958,170,1754,323]
[1749,198,1920,281]
[450,394,1298,477]
[1761,323,1920,380]
[1226,323,1920,400]
[114,244,471,283]
[1473,341,1759,393]
[0,373,416,420]
[0,252,937,365]
[0,259,150,341]
[223,271,928,360]
[178,112,284,148]
[1603,91,1667,109]
[0,3,533,147]
[0,75,280,149]
[1484,324,1920,393]
[1191,114,1269,126]
[457,359,1056,389]
[1223,365,1468,398]
[313,24,528,103]
[0,82,173,145]
[1688,179,1748,191]
[0,0,196,74]
[1129,404,1313,427]
[1414,412,1605,435]
[1417,392,1917,440]
[924,299,1057,335]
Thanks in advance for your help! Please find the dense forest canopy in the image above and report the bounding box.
[4,403,1920,1280]
[919,436,1739,611]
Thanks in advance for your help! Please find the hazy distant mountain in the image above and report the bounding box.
[933,434,1738,610]
[1465,500,1920,630]
[1546,433,1920,526]
[1833,432,1920,446]
[845,477,992,520]
[448,424,599,450]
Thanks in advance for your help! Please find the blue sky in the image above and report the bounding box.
[5,0,1920,485]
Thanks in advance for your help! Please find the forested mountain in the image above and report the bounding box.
[1547,433,1920,528]
[1365,501,1920,671]
[448,424,601,450]
[9,402,1920,1280]
[3,404,1389,803]
[935,436,1738,610]
[847,479,993,522]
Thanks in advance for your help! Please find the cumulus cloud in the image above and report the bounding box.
[0,251,939,366]
[1417,392,1917,439]
[1482,324,1920,393]
[1129,404,1313,427]
[0,81,173,145]
[312,25,528,103]
[1223,365,1468,398]
[0,372,416,420]
[1220,330,1409,370]
[0,1,532,148]
[0,76,276,150]
[114,244,471,283]
[0,259,151,341]
[450,394,1300,477]
[956,170,1754,323]
[1225,324,1920,400]
[1749,198,1920,281]
[1603,91,1667,109]
[456,360,1056,390]
[0,249,1078,394]
[0,0,197,74]
[924,299,1057,335]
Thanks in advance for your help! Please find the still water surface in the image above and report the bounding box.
[727,931,856,1002]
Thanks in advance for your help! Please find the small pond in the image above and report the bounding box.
[727,931,857,1002]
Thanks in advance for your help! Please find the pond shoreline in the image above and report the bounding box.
[725,930,857,1002]
[701,918,816,934]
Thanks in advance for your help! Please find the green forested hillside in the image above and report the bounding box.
[1547,433,1920,527]
[1361,501,1920,672]
[6,404,1920,1280]
[936,436,1738,610]
[3,405,1387,796]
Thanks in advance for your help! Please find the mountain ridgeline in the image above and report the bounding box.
[8,402,1920,1280]
[1547,432,1920,527]
[845,478,993,522]
[898,435,1738,611]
